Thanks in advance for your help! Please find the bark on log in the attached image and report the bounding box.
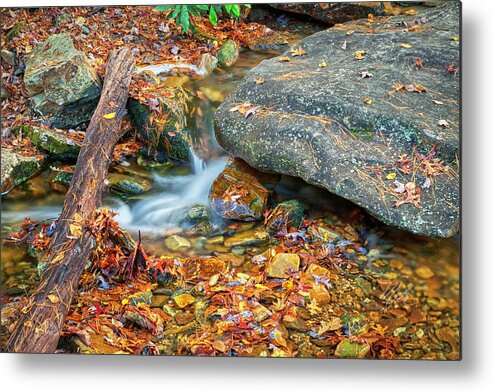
[5,48,135,353]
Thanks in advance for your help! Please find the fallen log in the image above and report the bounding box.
[5,47,135,353]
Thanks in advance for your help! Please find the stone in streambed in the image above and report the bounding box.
[13,125,81,160]
[267,253,300,279]
[24,33,101,129]
[215,4,460,238]
[209,158,271,221]
[224,228,268,247]
[217,40,240,68]
[164,235,191,251]
[107,173,152,196]
[265,199,305,231]
[1,149,44,194]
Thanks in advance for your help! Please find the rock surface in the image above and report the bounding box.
[1,149,44,194]
[217,40,240,68]
[14,125,81,160]
[271,2,376,25]
[215,4,460,238]
[24,33,101,129]
[209,158,271,221]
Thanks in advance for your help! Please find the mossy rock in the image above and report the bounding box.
[334,339,370,358]
[265,199,305,231]
[127,89,191,163]
[5,21,27,42]
[217,40,240,68]
[1,149,44,195]
[14,125,81,160]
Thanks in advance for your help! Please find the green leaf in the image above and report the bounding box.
[231,4,240,18]
[188,5,201,17]
[180,6,190,33]
[209,6,218,26]
[225,5,232,13]
[196,5,209,11]
[170,5,181,19]
[154,5,173,12]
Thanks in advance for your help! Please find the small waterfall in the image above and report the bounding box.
[115,156,227,235]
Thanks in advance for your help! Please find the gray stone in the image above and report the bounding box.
[24,33,101,129]
[1,149,44,195]
[214,4,460,238]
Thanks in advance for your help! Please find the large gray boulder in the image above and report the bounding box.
[1,149,44,195]
[24,33,101,129]
[215,3,460,238]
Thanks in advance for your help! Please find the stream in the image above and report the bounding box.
[0,19,460,358]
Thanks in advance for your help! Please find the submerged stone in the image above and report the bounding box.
[267,253,300,279]
[24,33,101,129]
[265,199,305,231]
[165,235,192,251]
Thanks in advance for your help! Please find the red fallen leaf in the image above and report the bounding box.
[168,131,176,137]
[415,57,424,68]
[446,63,457,73]
[393,182,421,209]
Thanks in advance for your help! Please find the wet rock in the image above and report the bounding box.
[50,169,73,192]
[209,158,270,221]
[24,33,101,129]
[182,257,227,279]
[1,49,16,67]
[183,204,212,223]
[247,33,289,53]
[194,53,218,76]
[334,339,371,358]
[267,253,300,279]
[173,293,195,309]
[127,85,191,163]
[107,173,152,196]
[271,3,375,24]
[265,199,304,231]
[13,125,81,160]
[215,4,460,238]
[217,40,240,68]
[174,311,195,325]
[128,290,153,306]
[7,174,50,200]
[164,235,192,251]
[224,228,268,247]
[415,265,434,279]
[1,149,44,194]
[308,225,339,243]
[342,313,369,336]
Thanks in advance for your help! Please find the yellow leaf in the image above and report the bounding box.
[273,330,287,347]
[48,294,59,303]
[398,43,412,48]
[278,56,291,62]
[386,172,397,180]
[173,293,195,309]
[405,9,417,16]
[319,61,327,68]
[363,98,372,105]
[103,112,116,120]
[451,36,459,41]
[121,298,129,306]
[433,100,444,105]
[255,76,265,85]
[368,13,376,23]
[290,45,307,57]
[353,50,367,60]
[69,223,82,238]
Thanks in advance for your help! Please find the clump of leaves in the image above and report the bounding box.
[155,4,250,34]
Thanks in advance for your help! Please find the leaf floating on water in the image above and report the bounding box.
[353,50,367,60]
[290,45,307,57]
[103,112,116,120]
[363,98,372,105]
